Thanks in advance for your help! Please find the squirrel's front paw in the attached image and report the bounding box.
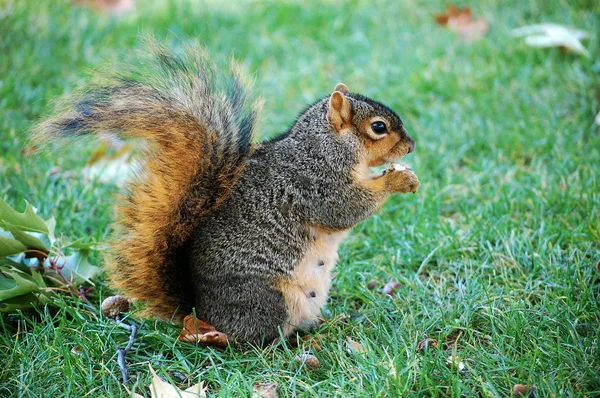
[385,165,420,193]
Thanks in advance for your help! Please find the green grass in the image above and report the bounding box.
[1,0,599,396]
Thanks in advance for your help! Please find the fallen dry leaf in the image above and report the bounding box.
[252,383,279,398]
[434,4,489,42]
[382,280,400,295]
[346,337,366,354]
[416,338,439,353]
[295,353,320,369]
[130,364,207,398]
[513,384,536,396]
[178,314,229,347]
[596,260,600,272]
[512,23,592,57]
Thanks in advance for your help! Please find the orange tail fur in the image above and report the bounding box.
[36,41,261,320]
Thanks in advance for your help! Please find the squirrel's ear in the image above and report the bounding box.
[328,91,352,133]
[334,83,350,93]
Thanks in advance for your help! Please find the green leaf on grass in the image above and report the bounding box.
[0,198,101,313]
[0,234,27,257]
[45,216,56,245]
[0,268,42,300]
[2,222,49,251]
[0,292,50,312]
[0,198,48,234]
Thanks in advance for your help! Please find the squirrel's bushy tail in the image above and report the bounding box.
[36,41,260,320]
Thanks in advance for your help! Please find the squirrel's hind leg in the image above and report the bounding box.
[192,275,289,345]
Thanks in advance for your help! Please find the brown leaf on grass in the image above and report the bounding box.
[295,353,320,369]
[382,280,400,295]
[129,365,207,398]
[434,4,489,42]
[595,260,600,272]
[416,338,439,353]
[252,383,279,398]
[346,337,366,354]
[513,384,536,396]
[178,314,229,347]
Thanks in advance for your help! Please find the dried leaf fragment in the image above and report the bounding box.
[512,23,592,57]
[295,353,320,369]
[146,364,207,398]
[252,383,279,398]
[346,337,366,354]
[434,4,489,42]
[416,338,438,353]
[382,280,400,295]
[178,314,229,347]
[513,384,536,396]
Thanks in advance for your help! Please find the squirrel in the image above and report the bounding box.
[36,41,420,344]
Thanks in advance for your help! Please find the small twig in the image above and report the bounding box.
[78,285,90,302]
[111,314,138,385]
[47,256,71,286]
[24,248,50,263]
[77,285,94,303]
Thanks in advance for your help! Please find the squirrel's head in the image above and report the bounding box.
[327,83,415,167]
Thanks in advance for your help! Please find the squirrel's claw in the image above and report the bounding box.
[384,165,420,194]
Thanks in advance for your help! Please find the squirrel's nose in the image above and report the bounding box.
[407,141,415,154]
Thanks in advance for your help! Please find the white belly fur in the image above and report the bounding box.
[278,227,349,336]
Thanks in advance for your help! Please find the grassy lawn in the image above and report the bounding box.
[1,0,599,396]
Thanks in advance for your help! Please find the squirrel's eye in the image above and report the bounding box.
[371,121,387,135]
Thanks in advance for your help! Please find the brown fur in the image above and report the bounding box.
[35,41,260,321]
[36,41,419,342]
